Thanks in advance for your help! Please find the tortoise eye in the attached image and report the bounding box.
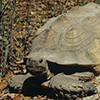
[39,59,43,63]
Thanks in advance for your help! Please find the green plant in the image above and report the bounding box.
[26,27,31,32]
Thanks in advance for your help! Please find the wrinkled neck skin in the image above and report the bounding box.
[26,58,52,81]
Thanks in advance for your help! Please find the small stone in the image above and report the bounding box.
[82,94,99,100]
[96,85,100,93]
[96,76,100,81]
[33,96,38,100]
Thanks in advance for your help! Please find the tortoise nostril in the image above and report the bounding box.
[39,59,43,63]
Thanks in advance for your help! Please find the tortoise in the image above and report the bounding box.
[9,2,100,99]
[26,2,100,80]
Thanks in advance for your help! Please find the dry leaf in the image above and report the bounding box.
[1,71,13,81]
[12,94,23,100]
[0,81,8,90]
[16,58,21,62]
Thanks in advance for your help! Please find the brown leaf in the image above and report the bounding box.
[16,58,21,62]
[38,95,42,100]
[2,71,13,81]
[6,95,12,100]
[12,94,23,100]
[0,90,8,98]
[0,81,8,90]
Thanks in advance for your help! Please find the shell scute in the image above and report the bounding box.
[29,3,100,65]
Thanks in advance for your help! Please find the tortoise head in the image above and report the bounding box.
[26,57,52,80]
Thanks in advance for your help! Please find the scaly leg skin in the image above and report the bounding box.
[8,73,33,92]
[48,73,97,99]
[9,73,48,96]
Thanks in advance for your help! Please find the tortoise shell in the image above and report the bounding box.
[28,3,100,66]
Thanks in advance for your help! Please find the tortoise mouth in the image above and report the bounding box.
[26,65,47,80]
[27,65,46,74]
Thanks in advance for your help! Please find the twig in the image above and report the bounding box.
[4,43,8,68]
[62,0,70,13]
[1,0,15,14]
